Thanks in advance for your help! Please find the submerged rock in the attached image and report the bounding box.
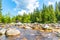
[57,33,60,37]
[0,28,6,35]
[41,32,58,40]
[5,28,20,36]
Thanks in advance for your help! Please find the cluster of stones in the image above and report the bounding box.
[0,23,60,37]
[0,28,20,37]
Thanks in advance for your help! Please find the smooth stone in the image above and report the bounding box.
[25,26,32,29]
[5,28,20,36]
[44,24,49,28]
[16,22,22,26]
[0,28,6,35]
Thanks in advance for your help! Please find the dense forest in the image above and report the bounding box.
[0,0,60,23]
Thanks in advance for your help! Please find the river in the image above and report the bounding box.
[0,26,59,40]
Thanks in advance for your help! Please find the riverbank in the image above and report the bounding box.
[0,23,60,33]
[0,23,60,40]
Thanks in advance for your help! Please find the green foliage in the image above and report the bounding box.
[0,13,2,23]
[55,2,60,21]
[21,13,31,23]
[48,5,57,23]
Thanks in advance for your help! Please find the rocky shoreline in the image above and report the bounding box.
[0,23,60,37]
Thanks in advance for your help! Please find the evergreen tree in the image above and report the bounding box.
[55,2,60,21]
[21,13,31,23]
[58,2,60,11]
[48,5,57,23]
[42,4,49,23]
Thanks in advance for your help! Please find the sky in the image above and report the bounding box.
[2,0,60,16]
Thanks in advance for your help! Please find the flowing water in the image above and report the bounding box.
[0,26,59,40]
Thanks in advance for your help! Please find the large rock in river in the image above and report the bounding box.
[5,28,20,36]
[0,28,6,35]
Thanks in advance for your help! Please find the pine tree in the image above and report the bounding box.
[55,2,60,21]
[42,4,49,23]
[48,5,57,23]
[58,2,60,11]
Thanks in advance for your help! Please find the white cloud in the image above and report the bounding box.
[48,1,54,5]
[12,0,39,15]
[18,10,27,15]
[27,1,39,13]
[46,0,60,6]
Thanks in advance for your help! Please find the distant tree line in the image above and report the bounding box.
[0,0,60,23]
